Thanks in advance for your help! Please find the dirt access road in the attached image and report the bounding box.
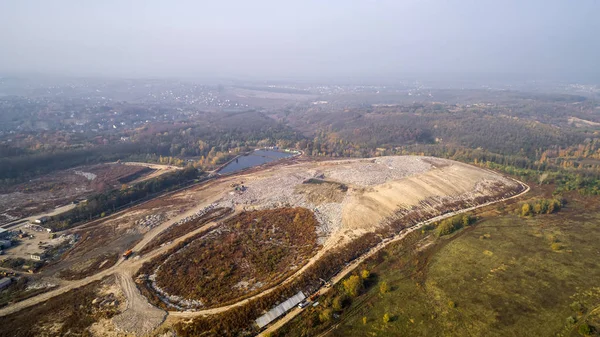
[112,271,166,335]
[257,179,530,337]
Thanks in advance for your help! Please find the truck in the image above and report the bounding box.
[123,250,133,259]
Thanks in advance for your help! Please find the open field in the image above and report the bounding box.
[274,190,600,337]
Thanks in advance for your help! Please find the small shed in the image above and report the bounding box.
[0,277,11,290]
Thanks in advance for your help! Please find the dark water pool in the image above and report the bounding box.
[218,150,294,174]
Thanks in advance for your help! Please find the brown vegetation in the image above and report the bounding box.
[139,207,232,255]
[173,232,382,337]
[0,278,119,337]
[0,277,57,309]
[153,207,319,307]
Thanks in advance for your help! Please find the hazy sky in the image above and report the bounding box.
[1,0,598,80]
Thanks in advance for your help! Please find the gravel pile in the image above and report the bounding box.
[172,203,219,227]
[135,214,165,229]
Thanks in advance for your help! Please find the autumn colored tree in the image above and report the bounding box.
[521,203,532,217]
[343,275,363,297]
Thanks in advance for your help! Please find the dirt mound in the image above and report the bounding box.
[294,180,347,205]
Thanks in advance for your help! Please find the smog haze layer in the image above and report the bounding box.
[1,0,599,82]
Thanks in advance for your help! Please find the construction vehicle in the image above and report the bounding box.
[319,278,332,288]
[123,250,133,259]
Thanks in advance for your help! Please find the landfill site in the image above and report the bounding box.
[0,156,527,337]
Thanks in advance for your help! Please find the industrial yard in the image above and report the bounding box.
[0,156,527,336]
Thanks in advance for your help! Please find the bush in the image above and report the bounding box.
[343,275,363,298]
[379,281,389,295]
[436,214,474,237]
[520,198,563,218]
[319,309,333,323]
[571,301,585,314]
[332,295,349,311]
[383,313,390,324]
[578,323,593,336]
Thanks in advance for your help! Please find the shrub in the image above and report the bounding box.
[343,275,363,298]
[332,295,349,311]
[379,281,389,295]
[571,301,585,314]
[319,309,333,323]
[578,323,593,336]
[521,203,532,217]
[383,313,390,323]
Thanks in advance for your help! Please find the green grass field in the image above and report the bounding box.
[275,194,600,337]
